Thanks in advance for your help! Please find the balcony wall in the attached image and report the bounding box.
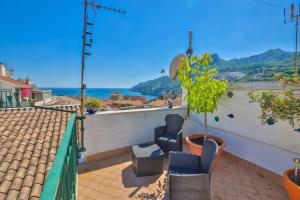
[184,82,300,175]
[84,107,188,156]
[84,82,300,175]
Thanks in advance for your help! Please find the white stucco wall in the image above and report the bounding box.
[183,85,300,175]
[193,89,300,154]
[184,111,300,175]
[0,81,17,107]
[0,80,15,91]
[85,107,187,156]
[0,64,6,76]
[84,83,300,175]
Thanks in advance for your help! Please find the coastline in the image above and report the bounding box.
[41,87,157,100]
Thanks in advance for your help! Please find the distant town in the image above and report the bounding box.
[3,48,297,111]
[0,63,181,111]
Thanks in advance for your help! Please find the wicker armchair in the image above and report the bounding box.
[154,114,184,153]
[168,139,218,200]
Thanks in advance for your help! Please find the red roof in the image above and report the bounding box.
[0,76,31,88]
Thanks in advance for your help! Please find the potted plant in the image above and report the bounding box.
[284,159,300,200]
[177,53,228,169]
[249,73,300,200]
[84,97,102,114]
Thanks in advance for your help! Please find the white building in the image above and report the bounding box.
[0,63,32,107]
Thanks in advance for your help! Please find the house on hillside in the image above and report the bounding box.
[123,95,146,103]
[0,63,55,107]
[0,63,32,108]
[31,89,52,102]
[111,92,120,100]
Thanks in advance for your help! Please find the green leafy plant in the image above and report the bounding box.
[28,99,35,107]
[177,53,228,139]
[83,97,102,110]
[249,73,300,127]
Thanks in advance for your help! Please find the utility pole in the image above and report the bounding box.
[79,0,125,153]
[284,3,300,76]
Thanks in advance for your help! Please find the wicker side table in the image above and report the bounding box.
[132,143,164,177]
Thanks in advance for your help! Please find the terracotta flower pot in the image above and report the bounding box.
[283,169,300,200]
[185,133,225,170]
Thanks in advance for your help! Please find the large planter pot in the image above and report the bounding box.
[284,169,300,200]
[185,133,225,170]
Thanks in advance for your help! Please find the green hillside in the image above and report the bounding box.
[131,49,300,96]
[130,76,181,96]
[212,49,296,69]
[214,49,299,81]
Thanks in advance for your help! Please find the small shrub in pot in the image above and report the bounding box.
[83,97,102,114]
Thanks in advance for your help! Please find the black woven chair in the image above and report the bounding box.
[154,114,184,153]
[168,139,218,200]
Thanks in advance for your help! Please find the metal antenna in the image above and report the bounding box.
[79,0,126,152]
[185,30,193,117]
[186,30,193,58]
[161,69,166,76]
[284,3,300,76]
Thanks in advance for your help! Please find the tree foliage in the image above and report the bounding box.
[83,97,102,110]
[177,53,228,114]
[249,73,300,127]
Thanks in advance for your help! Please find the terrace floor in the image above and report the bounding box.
[77,145,288,200]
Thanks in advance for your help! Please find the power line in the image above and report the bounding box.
[250,0,286,9]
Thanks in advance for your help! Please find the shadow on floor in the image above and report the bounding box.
[134,174,169,200]
[121,165,161,188]
[120,165,169,199]
[78,153,131,174]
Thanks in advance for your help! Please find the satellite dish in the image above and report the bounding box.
[169,54,186,80]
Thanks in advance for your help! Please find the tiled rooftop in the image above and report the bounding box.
[78,144,288,200]
[0,106,79,199]
[0,76,31,88]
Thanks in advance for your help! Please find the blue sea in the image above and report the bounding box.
[41,88,157,100]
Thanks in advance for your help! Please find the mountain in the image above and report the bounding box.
[131,49,299,96]
[212,49,295,69]
[130,76,181,96]
[213,48,298,81]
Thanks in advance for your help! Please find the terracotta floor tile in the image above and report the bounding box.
[87,189,102,199]
[78,146,288,200]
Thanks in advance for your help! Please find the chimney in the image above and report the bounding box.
[0,63,6,76]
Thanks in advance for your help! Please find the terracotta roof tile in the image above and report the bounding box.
[0,180,11,193]
[0,105,79,199]
[6,189,19,199]
[0,76,31,88]
[30,184,42,198]
[8,160,20,171]
[10,178,23,191]
[33,173,44,185]
[0,162,10,173]
[4,169,16,181]
[15,168,26,179]
[18,187,31,199]
[22,175,34,187]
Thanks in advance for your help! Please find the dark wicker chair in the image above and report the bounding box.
[168,139,218,200]
[154,114,184,153]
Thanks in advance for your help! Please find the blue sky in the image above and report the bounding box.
[0,0,296,88]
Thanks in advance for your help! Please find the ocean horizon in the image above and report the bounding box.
[41,87,157,100]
